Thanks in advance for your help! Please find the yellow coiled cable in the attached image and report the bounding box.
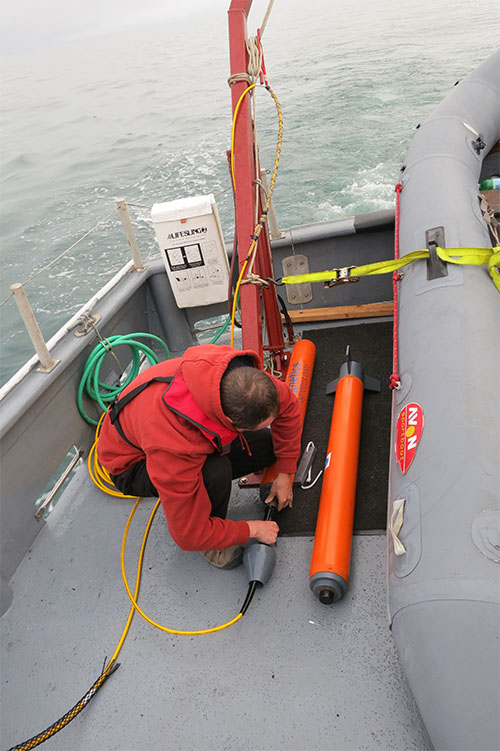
[89,416,243,664]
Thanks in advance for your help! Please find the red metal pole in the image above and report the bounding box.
[227,1,262,356]
[227,1,286,367]
[255,173,286,363]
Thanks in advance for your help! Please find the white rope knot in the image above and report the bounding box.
[240,272,269,288]
[246,37,262,81]
[227,72,252,87]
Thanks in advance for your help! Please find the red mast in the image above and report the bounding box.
[227,1,286,369]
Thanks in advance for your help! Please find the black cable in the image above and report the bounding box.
[240,580,258,616]
[228,237,242,330]
[276,293,294,344]
[264,504,276,522]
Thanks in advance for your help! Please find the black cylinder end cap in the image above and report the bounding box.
[319,587,335,605]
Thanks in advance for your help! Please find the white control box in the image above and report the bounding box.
[151,194,230,308]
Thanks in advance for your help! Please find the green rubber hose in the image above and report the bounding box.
[77,333,170,425]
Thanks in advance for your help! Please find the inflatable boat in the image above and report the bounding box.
[388,49,500,751]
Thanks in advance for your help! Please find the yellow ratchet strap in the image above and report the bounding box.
[281,245,500,292]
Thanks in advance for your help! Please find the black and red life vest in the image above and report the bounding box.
[109,369,237,455]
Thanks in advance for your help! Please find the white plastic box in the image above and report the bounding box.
[151,194,230,308]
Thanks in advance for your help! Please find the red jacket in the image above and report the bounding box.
[97,345,301,551]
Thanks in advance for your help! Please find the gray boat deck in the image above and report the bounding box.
[2,461,431,751]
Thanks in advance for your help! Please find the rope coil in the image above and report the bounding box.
[77,332,170,425]
[227,72,252,86]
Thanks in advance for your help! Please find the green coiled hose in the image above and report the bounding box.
[77,333,170,425]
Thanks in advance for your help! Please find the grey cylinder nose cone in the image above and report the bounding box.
[243,542,276,587]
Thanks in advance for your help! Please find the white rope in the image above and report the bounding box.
[259,0,275,38]
[242,35,263,281]
[246,36,262,82]
[251,80,260,237]
[240,271,269,287]
[228,1,272,87]
[301,469,323,491]
[264,351,282,379]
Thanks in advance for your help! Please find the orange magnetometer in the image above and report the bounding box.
[259,338,316,500]
[309,350,380,604]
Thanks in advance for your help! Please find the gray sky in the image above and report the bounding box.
[0,0,239,54]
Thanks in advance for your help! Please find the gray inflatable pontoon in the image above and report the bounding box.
[387,50,500,751]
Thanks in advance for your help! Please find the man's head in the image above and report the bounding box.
[220,366,279,431]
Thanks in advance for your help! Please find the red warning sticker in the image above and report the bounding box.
[395,403,424,474]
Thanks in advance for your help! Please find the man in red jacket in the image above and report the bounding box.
[97,344,302,569]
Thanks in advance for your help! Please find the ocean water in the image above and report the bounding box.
[1,0,498,385]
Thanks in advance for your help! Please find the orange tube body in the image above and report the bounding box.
[260,338,316,493]
[309,374,364,602]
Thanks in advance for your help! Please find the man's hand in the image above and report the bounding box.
[264,472,293,512]
[247,520,279,545]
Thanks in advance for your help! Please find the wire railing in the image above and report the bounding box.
[0,201,143,310]
[1,200,147,374]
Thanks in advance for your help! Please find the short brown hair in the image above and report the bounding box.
[220,367,279,429]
